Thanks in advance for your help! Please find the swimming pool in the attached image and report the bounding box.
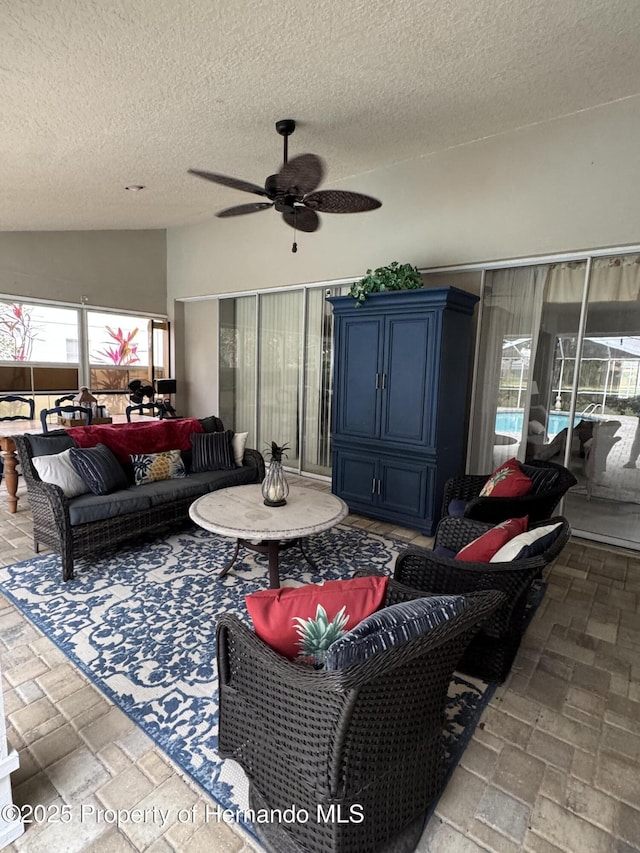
[495,410,579,437]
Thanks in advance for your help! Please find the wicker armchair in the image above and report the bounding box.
[393,515,571,683]
[217,581,503,853]
[442,459,577,525]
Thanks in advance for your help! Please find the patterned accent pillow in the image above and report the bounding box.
[130,449,186,486]
[191,430,235,473]
[479,458,533,498]
[68,444,128,496]
[455,516,528,562]
[324,595,467,671]
[245,576,389,663]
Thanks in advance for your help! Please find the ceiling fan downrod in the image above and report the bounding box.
[276,118,296,165]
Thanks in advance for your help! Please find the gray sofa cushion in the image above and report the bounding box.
[69,487,152,525]
[142,466,256,508]
[141,476,214,507]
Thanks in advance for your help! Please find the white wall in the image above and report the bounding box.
[168,96,640,417]
[0,230,167,314]
[167,96,640,303]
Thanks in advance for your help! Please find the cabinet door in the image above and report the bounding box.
[335,316,384,438]
[332,450,377,508]
[381,313,437,447]
[379,457,431,522]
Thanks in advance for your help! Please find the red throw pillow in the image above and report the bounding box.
[455,516,529,562]
[245,576,389,661]
[479,458,533,498]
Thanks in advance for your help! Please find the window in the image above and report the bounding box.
[0,299,168,414]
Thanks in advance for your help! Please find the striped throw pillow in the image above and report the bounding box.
[191,430,235,473]
[324,595,467,671]
[69,444,128,496]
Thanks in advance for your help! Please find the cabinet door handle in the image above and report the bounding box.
[381,373,386,390]
[371,478,376,494]
[375,373,379,390]
[377,479,381,495]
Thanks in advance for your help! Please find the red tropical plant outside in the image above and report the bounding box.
[95,326,140,365]
[0,303,39,361]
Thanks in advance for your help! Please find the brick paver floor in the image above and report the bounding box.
[0,477,638,852]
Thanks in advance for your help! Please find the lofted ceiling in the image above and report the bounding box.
[2,0,640,231]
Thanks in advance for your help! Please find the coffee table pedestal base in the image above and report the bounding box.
[219,538,318,589]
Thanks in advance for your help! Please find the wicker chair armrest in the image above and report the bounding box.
[442,474,487,514]
[395,546,543,587]
[462,494,537,524]
[241,447,265,480]
[218,589,505,690]
[217,613,347,693]
[434,516,494,551]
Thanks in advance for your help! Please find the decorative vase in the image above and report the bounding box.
[262,460,289,507]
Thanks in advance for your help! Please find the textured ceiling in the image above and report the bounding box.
[2,0,640,230]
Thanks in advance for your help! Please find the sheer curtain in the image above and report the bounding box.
[219,296,256,446]
[302,286,343,476]
[258,291,303,467]
[468,266,547,472]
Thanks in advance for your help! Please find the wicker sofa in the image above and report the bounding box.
[15,417,265,582]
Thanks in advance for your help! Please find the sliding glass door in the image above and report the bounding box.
[469,252,640,548]
[563,255,640,545]
[219,285,345,478]
[258,291,303,468]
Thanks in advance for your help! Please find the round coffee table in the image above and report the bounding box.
[189,484,349,588]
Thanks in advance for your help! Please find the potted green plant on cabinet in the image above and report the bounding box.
[349,261,423,306]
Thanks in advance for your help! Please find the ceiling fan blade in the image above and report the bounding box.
[274,154,324,196]
[282,206,320,233]
[303,190,382,213]
[188,169,270,198]
[216,202,273,218]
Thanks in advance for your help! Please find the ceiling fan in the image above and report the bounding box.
[188,119,382,252]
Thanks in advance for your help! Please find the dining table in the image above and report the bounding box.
[0,414,138,513]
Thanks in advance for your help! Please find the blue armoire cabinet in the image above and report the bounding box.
[328,287,478,534]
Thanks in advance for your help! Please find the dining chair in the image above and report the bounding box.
[125,402,163,421]
[0,395,35,421]
[54,394,76,406]
[0,395,36,482]
[40,405,92,433]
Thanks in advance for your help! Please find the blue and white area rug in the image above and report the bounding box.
[0,524,494,843]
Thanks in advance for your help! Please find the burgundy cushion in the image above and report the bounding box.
[455,516,529,562]
[245,576,389,663]
[479,458,533,498]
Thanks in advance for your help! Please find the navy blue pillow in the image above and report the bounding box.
[198,416,225,434]
[191,430,235,472]
[69,444,128,496]
[433,545,457,559]
[324,595,467,671]
[447,499,468,518]
[28,431,77,458]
